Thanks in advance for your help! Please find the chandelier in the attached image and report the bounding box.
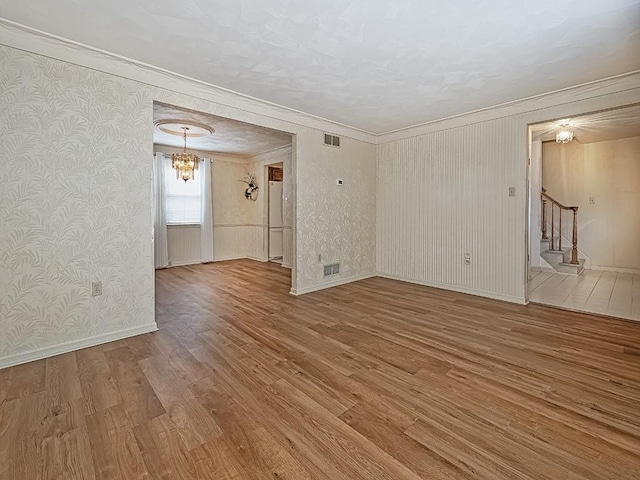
[172,127,199,181]
[555,120,574,144]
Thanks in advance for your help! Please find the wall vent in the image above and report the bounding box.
[323,133,341,147]
[323,263,340,276]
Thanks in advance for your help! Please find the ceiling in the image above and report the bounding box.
[531,104,640,144]
[153,103,292,156]
[2,1,639,134]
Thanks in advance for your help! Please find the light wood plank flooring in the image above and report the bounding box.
[529,269,640,321]
[1,259,640,479]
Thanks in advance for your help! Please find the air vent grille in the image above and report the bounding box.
[323,263,340,276]
[323,133,341,148]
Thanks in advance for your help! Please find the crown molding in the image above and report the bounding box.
[2,18,639,146]
[246,144,293,162]
[377,71,640,143]
[0,18,377,144]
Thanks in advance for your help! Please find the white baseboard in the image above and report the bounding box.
[247,256,269,263]
[290,273,376,296]
[377,273,527,305]
[212,255,246,262]
[530,266,556,274]
[168,260,202,267]
[0,323,158,370]
[590,265,640,275]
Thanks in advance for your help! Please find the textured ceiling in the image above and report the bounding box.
[531,104,640,144]
[2,1,639,133]
[153,103,292,156]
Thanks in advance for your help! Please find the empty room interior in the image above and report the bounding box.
[0,2,639,479]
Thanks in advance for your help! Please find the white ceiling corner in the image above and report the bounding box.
[530,104,640,144]
[152,103,292,156]
[2,1,639,134]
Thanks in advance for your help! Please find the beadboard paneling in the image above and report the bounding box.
[167,225,202,266]
[377,119,525,302]
[246,225,268,261]
[213,225,248,261]
[378,81,640,303]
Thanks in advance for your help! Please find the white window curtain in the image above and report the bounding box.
[200,158,214,263]
[153,152,169,268]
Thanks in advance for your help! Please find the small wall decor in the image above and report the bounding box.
[241,172,259,201]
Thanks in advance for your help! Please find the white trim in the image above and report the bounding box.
[247,256,268,263]
[530,265,557,274]
[168,260,202,267]
[590,265,640,275]
[2,18,638,143]
[0,323,158,370]
[0,19,376,143]
[377,273,527,305]
[378,71,640,141]
[290,273,376,295]
[212,255,246,262]
[246,144,293,162]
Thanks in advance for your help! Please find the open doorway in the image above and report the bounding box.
[151,102,294,292]
[267,164,284,264]
[527,104,640,321]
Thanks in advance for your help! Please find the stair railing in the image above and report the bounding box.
[541,188,579,265]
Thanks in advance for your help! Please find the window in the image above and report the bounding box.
[164,158,202,224]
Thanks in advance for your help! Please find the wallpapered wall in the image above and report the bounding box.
[295,130,377,293]
[0,44,377,366]
[0,46,156,364]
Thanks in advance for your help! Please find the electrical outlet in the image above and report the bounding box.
[464,253,471,265]
[337,179,343,186]
[91,281,102,297]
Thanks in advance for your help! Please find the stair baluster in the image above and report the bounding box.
[540,188,580,266]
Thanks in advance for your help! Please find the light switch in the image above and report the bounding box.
[589,196,596,205]
[508,187,516,197]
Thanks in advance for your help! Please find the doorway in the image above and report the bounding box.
[151,101,295,291]
[268,165,284,264]
[526,104,640,321]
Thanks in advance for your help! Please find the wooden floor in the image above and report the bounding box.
[1,260,640,479]
[529,269,640,321]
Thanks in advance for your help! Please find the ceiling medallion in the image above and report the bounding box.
[154,119,214,138]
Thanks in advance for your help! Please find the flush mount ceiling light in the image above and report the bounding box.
[555,119,574,143]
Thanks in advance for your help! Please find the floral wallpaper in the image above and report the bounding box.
[0,45,155,361]
[0,43,377,364]
[295,131,377,291]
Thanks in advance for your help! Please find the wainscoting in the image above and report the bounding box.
[167,224,292,266]
[167,225,201,266]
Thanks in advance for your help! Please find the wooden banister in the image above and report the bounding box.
[540,188,579,265]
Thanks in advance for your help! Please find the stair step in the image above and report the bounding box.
[556,260,585,275]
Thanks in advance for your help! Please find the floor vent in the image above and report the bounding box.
[323,133,340,147]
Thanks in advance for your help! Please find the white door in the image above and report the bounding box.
[268,181,283,259]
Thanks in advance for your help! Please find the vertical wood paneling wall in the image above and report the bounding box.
[377,118,526,302]
[167,225,202,266]
[377,76,640,303]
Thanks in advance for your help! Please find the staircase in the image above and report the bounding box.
[539,238,584,274]
[539,188,585,275]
